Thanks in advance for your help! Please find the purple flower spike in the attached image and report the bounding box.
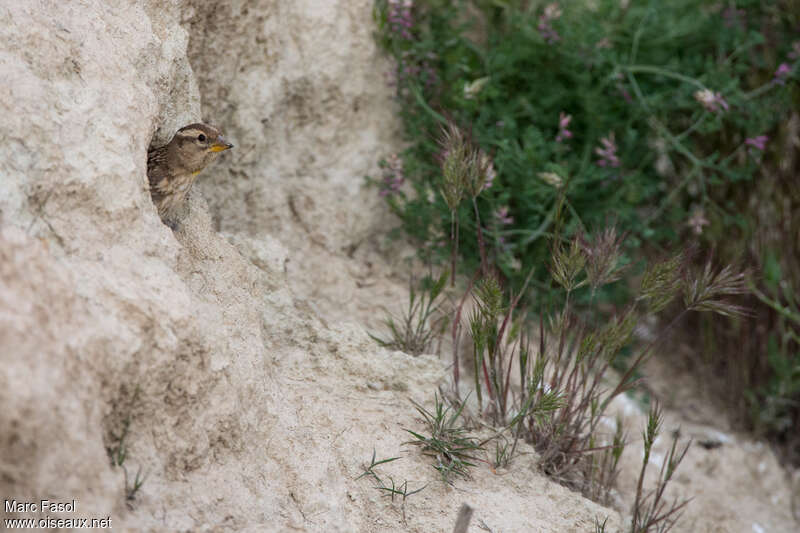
[595,133,620,168]
[387,0,414,42]
[379,153,405,197]
[744,135,768,152]
[555,112,573,143]
[774,63,791,85]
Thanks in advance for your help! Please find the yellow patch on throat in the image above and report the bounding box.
[192,170,202,176]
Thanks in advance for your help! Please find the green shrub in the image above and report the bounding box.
[373,0,796,304]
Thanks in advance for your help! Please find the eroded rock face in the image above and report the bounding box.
[184,0,409,322]
[185,1,399,241]
[0,2,619,532]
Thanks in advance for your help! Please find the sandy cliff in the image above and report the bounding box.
[0,1,617,531]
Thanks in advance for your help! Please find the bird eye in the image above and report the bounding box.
[197,134,206,142]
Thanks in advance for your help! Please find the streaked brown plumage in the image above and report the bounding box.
[147,123,233,227]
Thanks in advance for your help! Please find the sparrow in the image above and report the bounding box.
[147,123,233,228]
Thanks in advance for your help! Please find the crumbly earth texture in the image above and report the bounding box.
[0,1,796,532]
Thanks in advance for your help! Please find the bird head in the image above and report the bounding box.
[169,123,233,173]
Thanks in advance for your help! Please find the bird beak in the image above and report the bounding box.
[210,136,234,152]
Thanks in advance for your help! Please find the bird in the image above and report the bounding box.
[147,123,233,228]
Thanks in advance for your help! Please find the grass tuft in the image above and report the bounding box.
[405,393,482,483]
[355,449,425,522]
[630,403,691,533]
[370,271,449,356]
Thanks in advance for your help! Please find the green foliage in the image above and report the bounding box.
[375,0,800,475]
[405,393,482,483]
[373,0,797,305]
[107,385,141,468]
[370,271,450,356]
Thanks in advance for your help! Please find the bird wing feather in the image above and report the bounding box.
[147,146,172,194]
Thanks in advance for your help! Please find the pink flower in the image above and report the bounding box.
[744,135,768,151]
[494,206,514,225]
[774,63,791,85]
[378,154,405,197]
[595,133,620,168]
[388,0,414,41]
[538,3,562,44]
[555,112,573,143]
[694,89,729,113]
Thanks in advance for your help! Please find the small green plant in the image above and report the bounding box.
[376,477,427,504]
[371,271,450,356]
[405,393,482,483]
[356,448,400,482]
[107,385,140,468]
[378,477,426,523]
[108,415,132,468]
[106,385,148,504]
[586,415,627,506]
[491,434,514,470]
[594,516,610,533]
[124,466,147,502]
[355,449,425,522]
[630,403,691,533]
